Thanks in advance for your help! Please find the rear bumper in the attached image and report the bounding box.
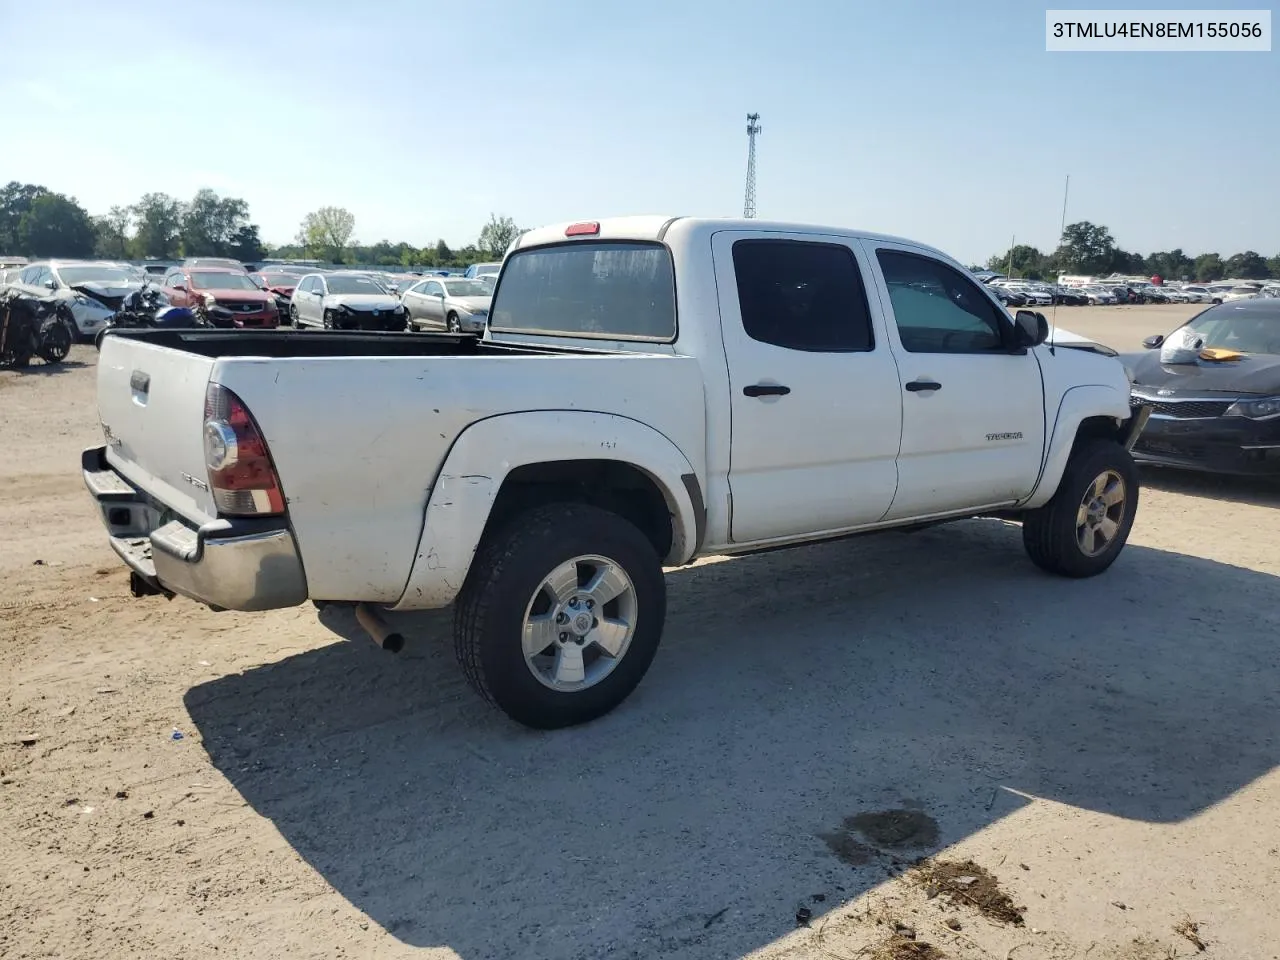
[82,445,307,611]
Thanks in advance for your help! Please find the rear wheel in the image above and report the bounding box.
[1022,439,1138,578]
[454,503,667,729]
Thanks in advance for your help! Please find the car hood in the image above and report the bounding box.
[326,293,400,309]
[267,284,295,296]
[70,281,143,309]
[447,295,491,312]
[1123,349,1280,396]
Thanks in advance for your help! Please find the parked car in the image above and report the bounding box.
[289,271,407,330]
[988,285,1028,307]
[251,271,301,316]
[161,268,280,327]
[10,260,143,340]
[1125,298,1280,475]
[84,215,1144,729]
[182,257,248,272]
[1084,286,1117,305]
[464,261,502,279]
[401,276,492,333]
[1223,285,1261,302]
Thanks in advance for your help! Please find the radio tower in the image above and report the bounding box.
[743,113,762,218]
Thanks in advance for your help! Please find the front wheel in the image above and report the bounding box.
[454,503,667,729]
[1021,439,1139,578]
[39,319,73,362]
[290,304,303,328]
[446,312,461,334]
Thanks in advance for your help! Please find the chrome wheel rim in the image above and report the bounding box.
[1076,469,1126,557]
[522,554,637,692]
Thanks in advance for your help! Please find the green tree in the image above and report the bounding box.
[182,189,255,257]
[18,193,96,258]
[297,206,355,262]
[131,193,184,259]
[1055,221,1116,274]
[1193,253,1225,282]
[1146,249,1194,281]
[1222,251,1268,279]
[1268,255,1280,279]
[226,224,266,262]
[434,239,453,263]
[1109,249,1147,274]
[477,213,521,259]
[986,244,1047,279]
[0,182,51,252]
[92,205,132,259]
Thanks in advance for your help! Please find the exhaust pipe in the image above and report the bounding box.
[354,602,405,653]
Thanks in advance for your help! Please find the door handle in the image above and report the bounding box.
[743,383,791,398]
[905,380,942,392]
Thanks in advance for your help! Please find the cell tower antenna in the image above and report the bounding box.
[743,113,762,218]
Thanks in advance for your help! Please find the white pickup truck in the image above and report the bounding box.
[84,216,1149,729]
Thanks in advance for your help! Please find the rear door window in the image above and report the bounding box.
[490,241,676,341]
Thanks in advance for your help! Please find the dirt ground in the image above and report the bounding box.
[2,306,1278,960]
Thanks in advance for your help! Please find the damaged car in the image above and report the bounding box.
[1125,298,1280,475]
[10,260,145,341]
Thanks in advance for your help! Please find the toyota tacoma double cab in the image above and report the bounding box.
[84,216,1149,728]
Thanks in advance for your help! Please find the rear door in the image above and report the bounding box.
[863,242,1046,520]
[96,337,219,523]
[713,231,903,543]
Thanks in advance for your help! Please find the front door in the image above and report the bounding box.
[863,242,1046,521]
[713,231,904,543]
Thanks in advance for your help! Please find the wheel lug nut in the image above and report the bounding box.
[585,599,594,609]
[556,613,567,624]
[559,633,568,642]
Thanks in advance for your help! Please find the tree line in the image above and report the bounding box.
[0,181,524,268]
[981,221,1280,283]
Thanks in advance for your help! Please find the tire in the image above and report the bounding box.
[454,502,667,729]
[322,310,334,330]
[290,305,303,328]
[446,312,461,334]
[94,327,108,351]
[38,319,72,363]
[1021,438,1139,578]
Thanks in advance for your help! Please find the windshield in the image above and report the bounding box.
[190,271,261,291]
[442,279,491,298]
[57,265,133,285]
[1180,303,1280,355]
[491,241,677,341]
[326,274,388,295]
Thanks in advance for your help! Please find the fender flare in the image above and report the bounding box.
[392,411,703,611]
[1022,384,1131,509]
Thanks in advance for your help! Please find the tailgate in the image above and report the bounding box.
[96,336,219,523]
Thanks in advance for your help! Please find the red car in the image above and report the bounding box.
[162,268,279,327]
[250,271,301,317]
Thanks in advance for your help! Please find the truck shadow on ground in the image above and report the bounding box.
[185,519,1280,959]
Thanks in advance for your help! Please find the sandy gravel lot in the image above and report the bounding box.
[2,306,1278,960]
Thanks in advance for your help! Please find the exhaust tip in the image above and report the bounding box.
[383,632,405,654]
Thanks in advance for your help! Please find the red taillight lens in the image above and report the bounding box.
[565,221,600,236]
[203,383,285,516]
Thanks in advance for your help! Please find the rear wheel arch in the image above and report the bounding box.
[392,412,704,611]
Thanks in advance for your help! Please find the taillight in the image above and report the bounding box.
[203,383,285,516]
[565,221,600,237]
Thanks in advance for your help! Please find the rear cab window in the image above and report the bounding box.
[489,241,676,341]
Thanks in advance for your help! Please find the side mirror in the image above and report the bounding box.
[1141,334,1164,349]
[1013,309,1050,348]
[44,279,57,290]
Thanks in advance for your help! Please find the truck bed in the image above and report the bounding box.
[101,328,570,359]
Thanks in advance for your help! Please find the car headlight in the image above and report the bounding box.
[1225,397,1280,420]
[203,294,218,306]
[338,303,351,313]
[393,304,405,313]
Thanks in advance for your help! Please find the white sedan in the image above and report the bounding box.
[289,272,408,331]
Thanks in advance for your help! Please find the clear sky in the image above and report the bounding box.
[1,0,1275,264]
